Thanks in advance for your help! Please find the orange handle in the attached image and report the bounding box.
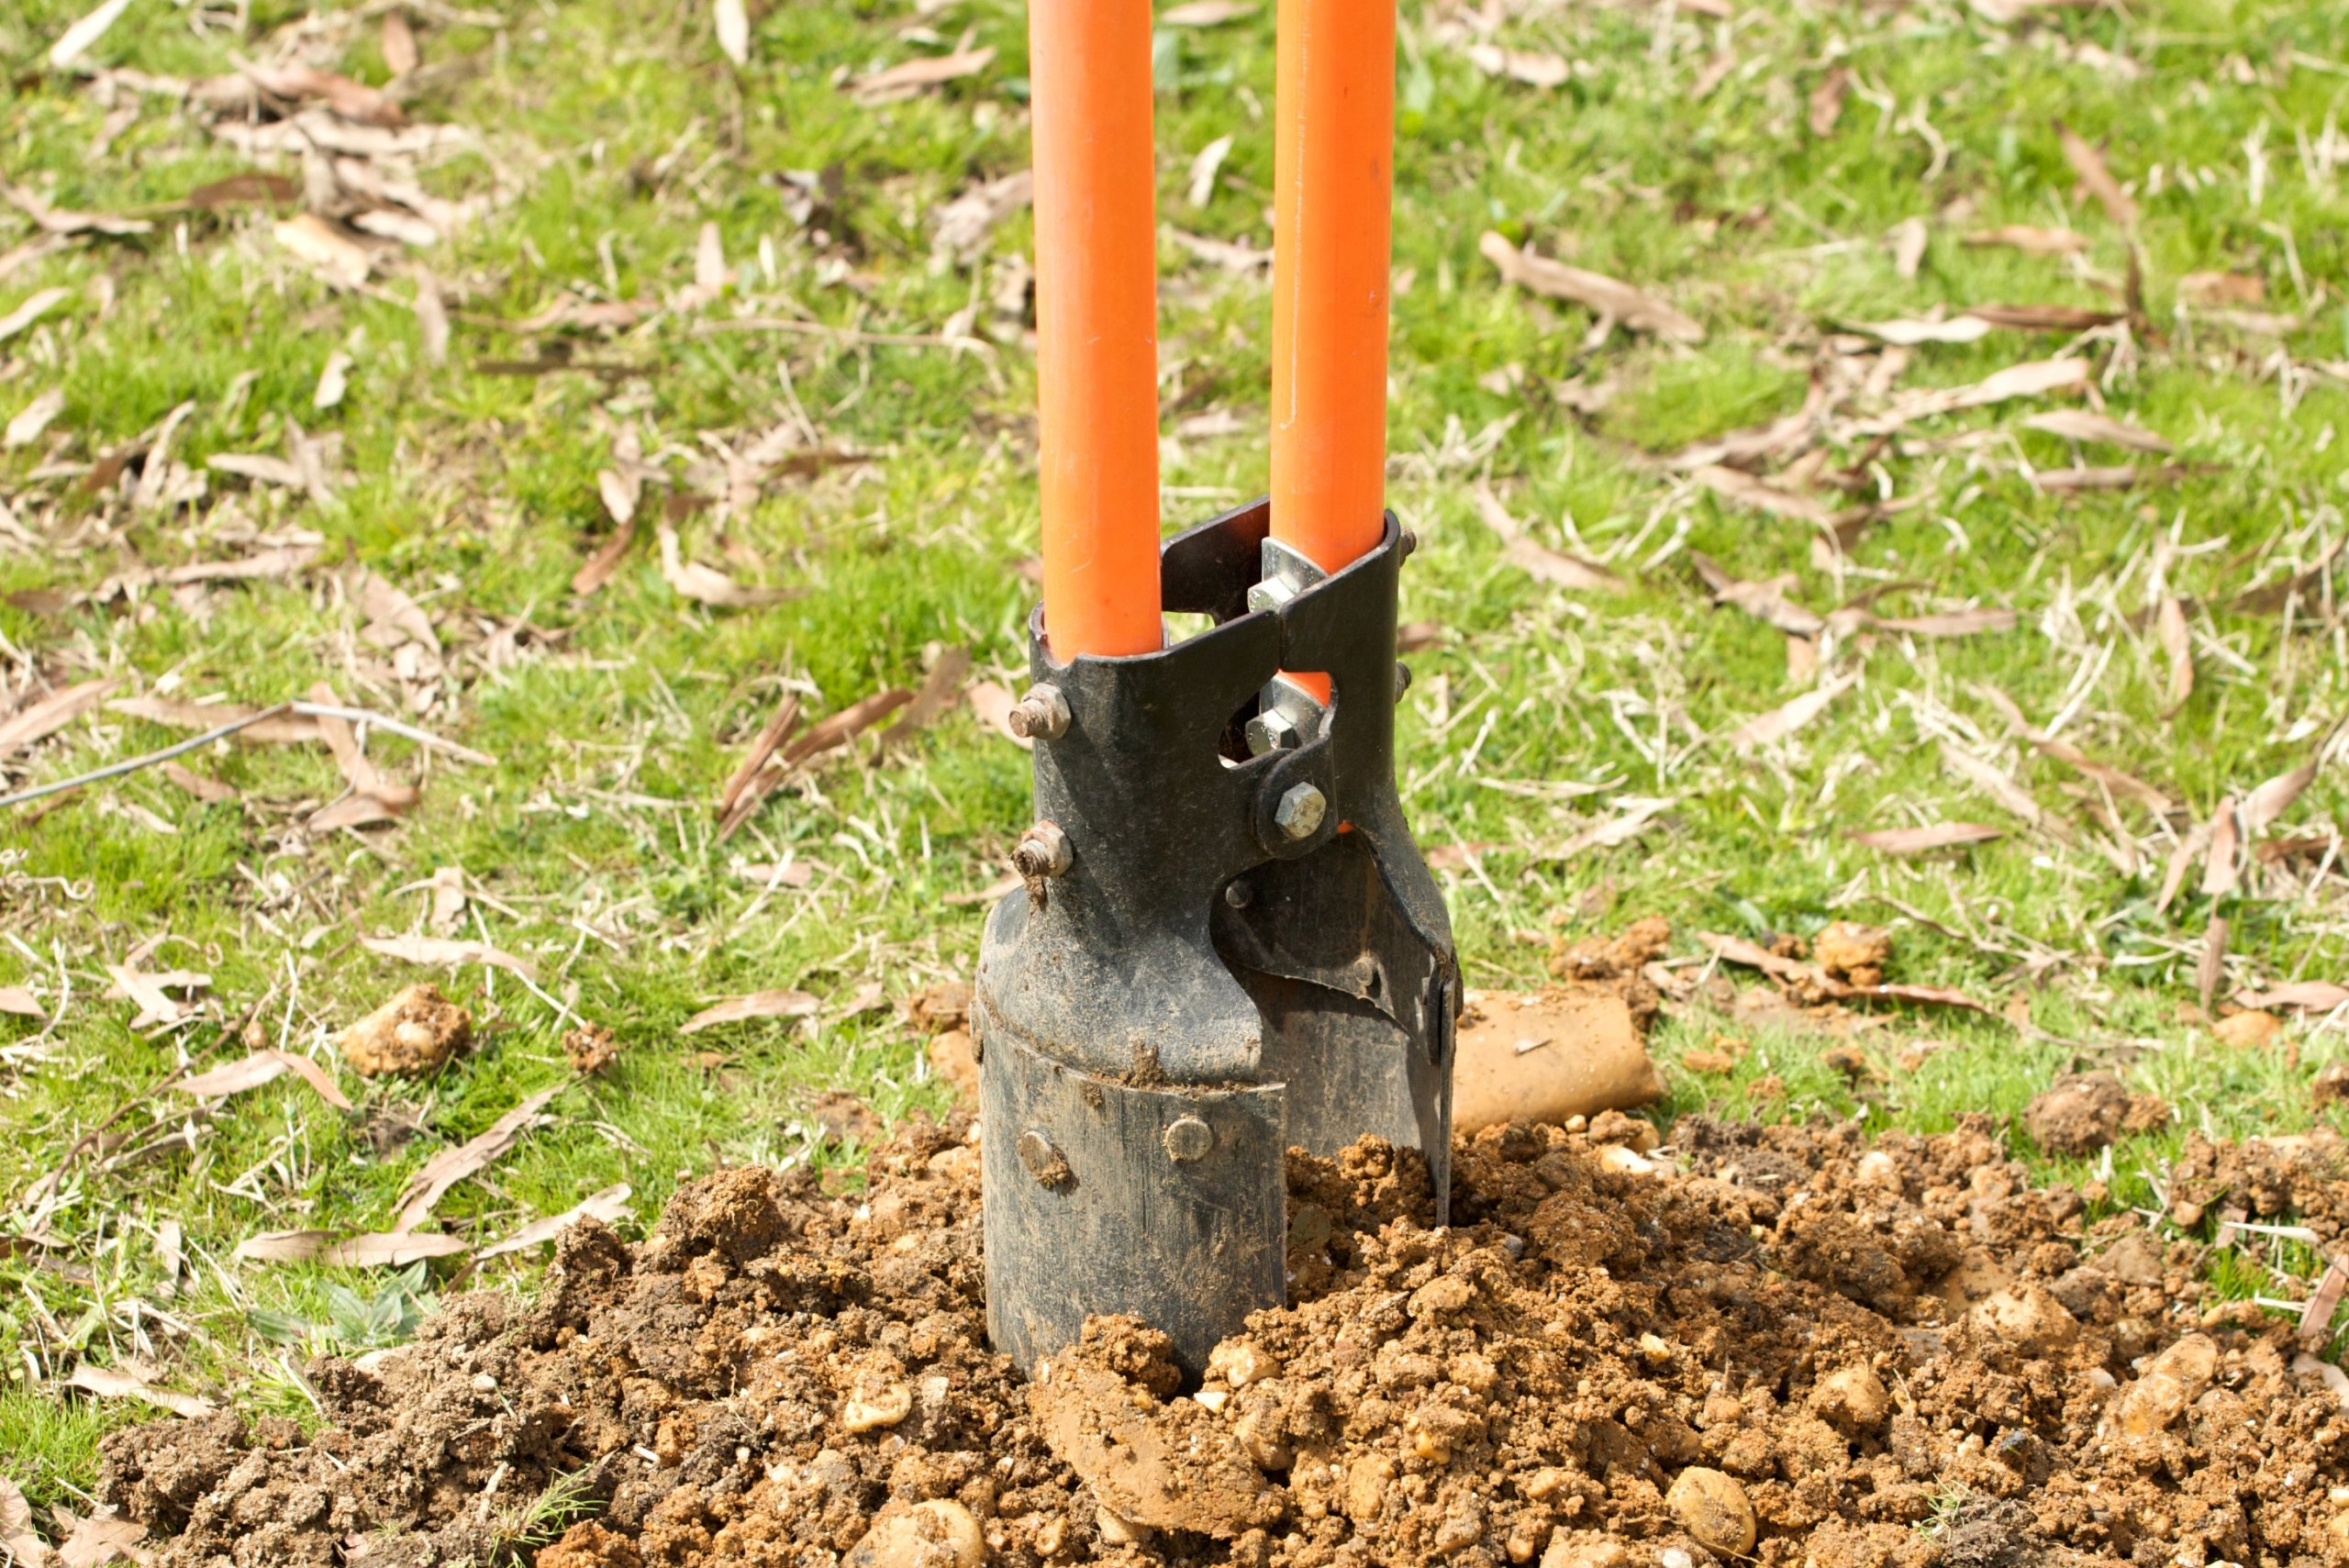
[1031,0,1163,662]
[1270,0,1395,584]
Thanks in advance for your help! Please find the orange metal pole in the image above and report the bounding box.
[1270,0,1395,612]
[1031,0,1163,662]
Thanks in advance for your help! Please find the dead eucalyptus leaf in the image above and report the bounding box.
[0,984,43,1017]
[393,1084,566,1231]
[2201,797,2242,898]
[846,46,995,103]
[1689,552,1824,637]
[1693,464,1836,525]
[0,676,122,755]
[967,681,1032,750]
[875,648,973,751]
[1847,823,2006,854]
[360,934,540,984]
[2157,596,2193,713]
[658,523,797,608]
[2242,745,2329,836]
[324,1232,470,1267]
[681,989,821,1034]
[176,1051,353,1111]
[1722,674,1856,751]
[0,1473,46,1568]
[2235,981,2349,1012]
[1808,66,1851,137]
[2054,119,2137,228]
[1478,231,1703,343]
[476,1184,634,1262]
[1961,225,2090,255]
[67,1363,216,1419]
[2022,409,2172,452]
[273,214,373,289]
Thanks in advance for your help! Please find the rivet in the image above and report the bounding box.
[1163,1117,1216,1162]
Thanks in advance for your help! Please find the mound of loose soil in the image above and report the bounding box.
[95,1115,2349,1568]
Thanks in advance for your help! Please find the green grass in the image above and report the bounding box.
[2,0,2348,1521]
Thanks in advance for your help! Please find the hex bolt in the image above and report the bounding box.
[1011,820,1074,880]
[1400,528,1419,561]
[1245,707,1302,756]
[1394,662,1413,699]
[1223,880,1254,909]
[1006,684,1072,741]
[1274,782,1328,840]
[1163,1116,1216,1162]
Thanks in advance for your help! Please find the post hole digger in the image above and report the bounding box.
[975,0,1457,1379]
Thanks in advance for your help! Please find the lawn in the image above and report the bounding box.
[1,0,2345,1516]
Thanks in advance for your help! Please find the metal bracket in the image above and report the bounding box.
[976,498,1458,1381]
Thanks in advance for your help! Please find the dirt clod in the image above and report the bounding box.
[2214,1009,2282,1049]
[1810,921,1890,988]
[2023,1071,2169,1153]
[927,1029,978,1101]
[565,1023,622,1075]
[338,984,471,1076]
[1664,1467,1755,1557]
[2312,1060,2349,1109]
[92,1113,2349,1568]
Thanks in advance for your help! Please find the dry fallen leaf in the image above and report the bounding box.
[1692,464,1835,526]
[1808,66,1851,138]
[1542,796,1675,860]
[0,676,122,756]
[2022,409,2171,452]
[1962,225,2089,256]
[57,1512,150,1568]
[324,1232,470,1267]
[1853,315,1995,347]
[394,1084,567,1231]
[102,963,203,1029]
[273,214,373,289]
[68,1363,216,1419]
[1723,673,1857,751]
[2157,596,2193,713]
[967,680,1032,750]
[658,523,797,608]
[0,1473,46,1568]
[476,1184,634,1262]
[847,47,996,104]
[1941,741,2075,842]
[6,387,66,450]
[1475,487,1628,592]
[1847,823,2006,854]
[874,647,973,751]
[572,518,639,595]
[713,0,750,64]
[2201,797,2242,898]
[682,989,821,1034]
[2054,119,2137,228]
[106,695,320,745]
[2177,271,2264,307]
[1465,45,1570,88]
[1478,230,1703,344]
[1690,553,1825,638]
[1976,684,2172,812]
[306,679,419,830]
[360,934,540,984]
[2243,739,2332,837]
[0,288,72,346]
[49,0,136,69]
[0,984,43,1017]
[1698,932,1987,1011]
[718,693,803,817]
[1161,0,1255,20]
[176,1051,353,1111]
[2235,981,2349,1012]
[2029,465,2193,494]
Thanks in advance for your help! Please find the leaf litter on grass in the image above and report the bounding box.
[7,0,2349,1540]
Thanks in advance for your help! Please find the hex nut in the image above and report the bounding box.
[1394,662,1412,699]
[1274,782,1328,840]
[1007,684,1072,741]
[1011,820,1073,879]
[1163,1116,1216,1162]
[1245,708,1302,756]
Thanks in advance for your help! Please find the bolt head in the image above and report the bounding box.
[1012,820,1072,878]
[1245,708,1302,756]
[1163,1116,1216,1162]
[1395,662,1413,699]
[1274,782,1328,840]
[1019,1129,1070,1186]
[1007,684,1071,741]
[1223,880,1254,909]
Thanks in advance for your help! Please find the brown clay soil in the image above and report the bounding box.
[95,1113,2349,1568]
